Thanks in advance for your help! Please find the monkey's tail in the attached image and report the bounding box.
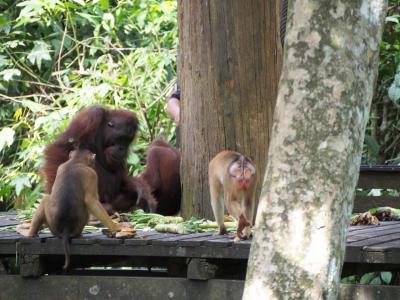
[62,229,71,270]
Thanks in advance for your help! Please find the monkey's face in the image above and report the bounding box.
[101,111,138,168]
[86,153,96,168]
[229,159,256,191]
[69,149,96,168]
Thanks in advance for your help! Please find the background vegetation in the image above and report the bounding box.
[0,0,399,210]
[364,1,400,165]
[0,0,177,209]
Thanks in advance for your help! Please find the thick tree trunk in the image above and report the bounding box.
[178,0,283,219]
[243,1,387,300]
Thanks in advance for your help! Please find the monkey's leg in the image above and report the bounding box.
[210,180,226,235]
[242,193,256,239]
[27,195,48,237]
[225,198,247,242]
[85,195,121,232]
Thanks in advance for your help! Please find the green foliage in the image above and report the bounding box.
[342,271,393,285]
[0,0,177,209]
[363,1,400,165]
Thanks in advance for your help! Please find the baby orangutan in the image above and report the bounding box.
[208,150,257,242]
[27,148,123,269]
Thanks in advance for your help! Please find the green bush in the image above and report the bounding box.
[0,0,177,209]
[363,1,400,165]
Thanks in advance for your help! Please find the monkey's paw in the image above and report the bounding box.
[102,222,136,239]
[215,227,228,236]
[16,221,34,237]
[234,235,242,243]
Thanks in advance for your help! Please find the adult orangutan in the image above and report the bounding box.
[139,140,181,215]
[41,106,156,213]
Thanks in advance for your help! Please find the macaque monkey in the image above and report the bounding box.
[208,150,257,242]
[27,148,123,270]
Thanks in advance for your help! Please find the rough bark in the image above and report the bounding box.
[243,1,387,299]
[178,0,283,219]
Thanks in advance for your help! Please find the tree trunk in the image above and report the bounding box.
[178,0,283,219]
[243,1,387,300]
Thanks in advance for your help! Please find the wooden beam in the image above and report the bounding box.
[0,275,244,300]
[358,166,400,189]
[1,275,400,300]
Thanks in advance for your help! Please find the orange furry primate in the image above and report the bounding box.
[208,150,257,242]
[27,149,123,270]
[41,106,156,214]
[139,140,181,215]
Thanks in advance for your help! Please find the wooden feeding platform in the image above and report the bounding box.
[0,165,400,299]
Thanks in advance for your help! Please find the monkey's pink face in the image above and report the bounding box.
[229,162,255,191]
[238,179,251,191]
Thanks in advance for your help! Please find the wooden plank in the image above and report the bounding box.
[203,236,234,248]
[344,245,364,263]
[365,238,400,251]
[20,234,53,247]
[347,222,400,236]
[152,232,213,246]
[0,233,19,254]
[0,213,19,227]
[71,232,103,245]
[0,233,20,243]
[96,236,123,245]
[353,196,400,213]
[124,231,171,246]
[360,165,400,172]
[0,231,22,239]
[0,275,397,300]
[347,226,400,244]
[18,241,250,259]
[348,221,400,230]
[145,233,177,243]
[178,234,229,247]
[349,231,400,247]
[358,172,400,189]
[234,239,252,249]
[0,275,245,300]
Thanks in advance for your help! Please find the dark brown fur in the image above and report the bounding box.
[41,106,156,213]
[139,140,181,215]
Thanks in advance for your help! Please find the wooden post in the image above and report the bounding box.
[179,0,284,219]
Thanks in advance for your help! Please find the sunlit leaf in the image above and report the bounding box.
[21,99,50,113]
[11,176,31,196]
[0,68,21,81]
[360,272,376,284]
[369,276,382,285]
[127,152,140,166]
[72,0,86,6]
[76,12,99,25]
[27,41,52,69]
[17,0,45,18]
[0,127,15,151]
[2,40,25,48]
[102,13,115,31]
[0,55,9,67]
[381,272,392,284]
[386,16,399,24]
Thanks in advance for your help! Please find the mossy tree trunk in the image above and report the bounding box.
[243,1,387,299]
[178,0,283,219]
